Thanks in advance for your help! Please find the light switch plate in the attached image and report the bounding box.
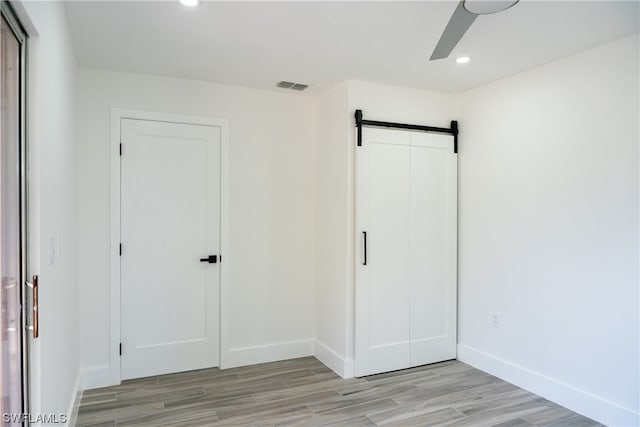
[48,235,57,265]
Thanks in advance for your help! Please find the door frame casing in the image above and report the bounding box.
[109,109,230,385]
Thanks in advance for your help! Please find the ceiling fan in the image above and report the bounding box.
[430,0,520,60]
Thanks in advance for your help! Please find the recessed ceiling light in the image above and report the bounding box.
[179,0,199,7]
[456,56,471,64]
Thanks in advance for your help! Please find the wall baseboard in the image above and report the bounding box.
[66,373,82,427]
[82,366,119,390]
[457,343,639,427]
[84,340,315,387]
[222,339,314,369]
[313,340,354,379]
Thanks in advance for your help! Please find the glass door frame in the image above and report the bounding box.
[1,1,29,421]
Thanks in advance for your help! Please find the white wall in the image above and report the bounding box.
[314,80,456,377]
[77,69,317,386]
[456,34,639,426]
[314,82,351,376]
[347,80,457,128]
[15,1,81,424]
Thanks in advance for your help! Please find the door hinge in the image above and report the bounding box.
[119,243,122,256]
[119,343,122,356]
[119,143,123,156]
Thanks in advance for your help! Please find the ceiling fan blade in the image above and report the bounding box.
[430,1,478,61]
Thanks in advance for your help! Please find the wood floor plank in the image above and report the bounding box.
[542,413,605,427]
[164,392,257,411]
[203,380,291,400]
[79,392,118,406]
[217,390,339,421]
[307,394,392,414]
[368,402,457,425]
[116,405,218,427]
[85,377,159,395]
[380,407,466,426]
[76,402,164,426]
[407,379,520,411]
[522,405,576,425]
[454,391,542,416]
[491,418,535,427]
[312,397,399,420]
[322,415,377,426]
[438,400,551,427]
[390,375,499,406]
[78,357,599,427]
[215,405,312,426]
[265,413,319,427]
[74,421,116,427]
[284,371,341,388]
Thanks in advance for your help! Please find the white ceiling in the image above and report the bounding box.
[64,1,639,95]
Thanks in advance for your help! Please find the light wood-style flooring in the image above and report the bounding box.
[77,357,601,427]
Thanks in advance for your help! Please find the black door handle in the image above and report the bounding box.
[362,231,367,266]
[200,255,217,264]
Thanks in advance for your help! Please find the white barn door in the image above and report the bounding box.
[355,127,457,377]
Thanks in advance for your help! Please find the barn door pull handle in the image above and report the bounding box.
[362,232,367,266]
[200,255,218,264]
[25,275,39,338]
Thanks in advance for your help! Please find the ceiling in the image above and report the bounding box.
[64,1,639,95]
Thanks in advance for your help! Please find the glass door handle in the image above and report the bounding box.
[25,275,38,338]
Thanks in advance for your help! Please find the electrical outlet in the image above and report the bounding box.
[492,312,500,328]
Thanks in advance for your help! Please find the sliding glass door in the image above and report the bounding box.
[1,4,27,425]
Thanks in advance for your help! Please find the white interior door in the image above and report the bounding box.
[121,119,221,380]
[355,127,457,377]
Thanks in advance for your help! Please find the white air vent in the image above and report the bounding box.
[277,81,309,91]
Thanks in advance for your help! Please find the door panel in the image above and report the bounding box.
[370,142,411,348]
[121,119,220,380]
[355,127,457,377]
[409,133,457,367]
[355,129,412,377]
